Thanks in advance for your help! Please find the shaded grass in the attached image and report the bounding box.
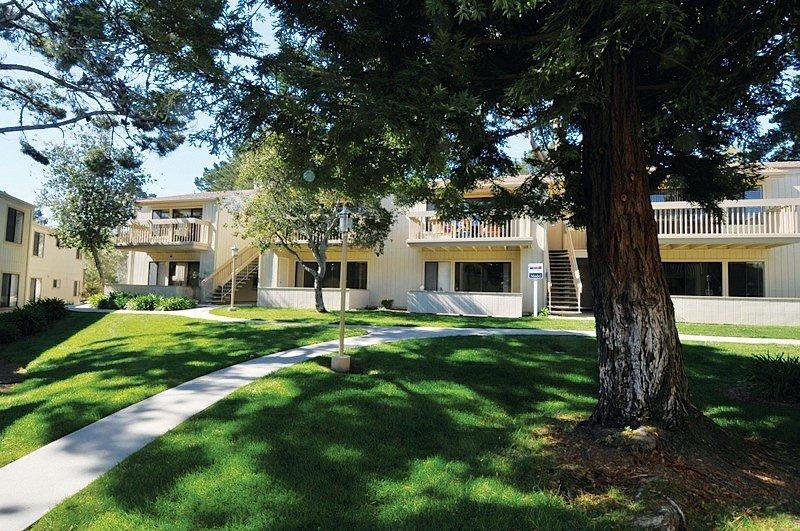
[0,312,362,466]
[37,335,800,529]
[212,306,800,340]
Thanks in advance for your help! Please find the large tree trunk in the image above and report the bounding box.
[583,59,693,429]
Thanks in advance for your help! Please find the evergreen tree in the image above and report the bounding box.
[198,0,799,429]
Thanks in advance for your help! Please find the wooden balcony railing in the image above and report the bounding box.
[115,218,212,248]
[653,199,800,238]
[407,212,534,241]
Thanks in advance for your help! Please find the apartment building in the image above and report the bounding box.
[28,223,85,304]
[115,161,800,325]
[1,192,33,309]
[115,192,257,304]
[0,192,84,309]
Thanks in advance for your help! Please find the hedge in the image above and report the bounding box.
[0,298,68,345]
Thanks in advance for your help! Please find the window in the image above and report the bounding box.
[728,262,764,297]
[294,261,368,289]
[1,273,20,307]
[455,262,511,293]
[424,262,439,291]
[663,262,722,296]
[33,231,45,257]
[52,279,61,288]
[73,280,80,297]
[5,207,24,243]
[152,209,171,219]
[168,261,201,287]
[172,208,203,219]
[29,278,42,302]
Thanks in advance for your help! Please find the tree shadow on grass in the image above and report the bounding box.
[61,335,614,529]
[47,334,800,529]
[0,314,350,466]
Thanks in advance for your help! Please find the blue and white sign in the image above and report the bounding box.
[528,262,544,281]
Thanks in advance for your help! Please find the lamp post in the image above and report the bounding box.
[332,206,353,373]
[229,244,239,311]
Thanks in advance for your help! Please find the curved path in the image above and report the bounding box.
[3,315,799,530]
[0,325,589,530]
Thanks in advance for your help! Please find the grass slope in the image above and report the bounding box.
[0,312,360,466]
[212,306,800,340]
[38,335,800,529]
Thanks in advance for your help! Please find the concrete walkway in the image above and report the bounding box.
[69,305,800,346]
[0,325,571,530]
[1,317,799,529]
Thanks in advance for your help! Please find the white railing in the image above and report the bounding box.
[407,211,533,241]
[116,218,212,247]
[564,225,582,313]
[653,199,800,238]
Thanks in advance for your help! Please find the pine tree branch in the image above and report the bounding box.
[0,109,120,133]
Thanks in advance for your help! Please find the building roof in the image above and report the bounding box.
[135,191,234,205]
[0,190,34,208]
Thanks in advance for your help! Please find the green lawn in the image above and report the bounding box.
[37,335,800,529]
[212,306,800,340]
[0,312,362,466]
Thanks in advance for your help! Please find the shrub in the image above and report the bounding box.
[7,305,47,336]
[35,298,69,321]
[380,299,394,310]
[124,294,164,311]
[538,307,551,318]
[0,298,68,344]
[88,293,112,309]
[0,321,21,344]
[747,353,800,402]
[110,291,137,309]
[155,296,197,311]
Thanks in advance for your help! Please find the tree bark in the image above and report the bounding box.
[309,242,328,313]
[90,248,105,289]
[582,59,693,429]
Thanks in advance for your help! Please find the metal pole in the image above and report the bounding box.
[338,230,348,357]
[229,253,236,310]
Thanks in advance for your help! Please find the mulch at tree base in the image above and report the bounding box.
[545,423,800,528]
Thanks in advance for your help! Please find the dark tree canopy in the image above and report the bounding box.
[0,0,259,159]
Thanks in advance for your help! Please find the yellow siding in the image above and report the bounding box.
[0,194,33,306]
[27,224,85,303]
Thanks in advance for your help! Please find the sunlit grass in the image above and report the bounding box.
[211,306,800,340]
[37,336,800,529]
[0,312,362,466]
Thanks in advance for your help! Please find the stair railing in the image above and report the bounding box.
[200,245,260,300]
[543,240,552,314]
[563,224,582,313]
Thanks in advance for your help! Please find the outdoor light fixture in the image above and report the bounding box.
[302,169,316,183]
[332,206,353,373]
[229,244,239,311]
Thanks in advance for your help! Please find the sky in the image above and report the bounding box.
[0,11,530,205]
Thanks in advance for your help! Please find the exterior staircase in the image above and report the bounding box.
[209,258,259,304]
[201,246,260,304]
[548,249,581,315]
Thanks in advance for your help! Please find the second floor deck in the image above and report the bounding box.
[115,218,212,251]
[408,198,800,249]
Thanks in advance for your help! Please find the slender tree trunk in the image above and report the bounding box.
[90,248,105,289]
[583,59,693,429]
[310,241,328,313]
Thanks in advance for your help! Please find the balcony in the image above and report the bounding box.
[406,212,535,249]
[654,198,800,249]
[115,218,212,251]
